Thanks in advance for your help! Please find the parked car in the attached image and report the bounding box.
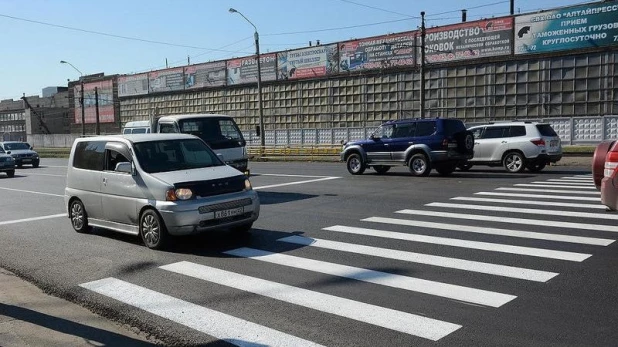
[593,140,615,190]
[64,133,260,250]
[340,118,474,176]
[0,141,40,168]
[601,141,618,210]
[461,121,562,173]
[0,146,15,177]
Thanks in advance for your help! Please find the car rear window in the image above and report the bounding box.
[415,121,437,136]
[536,124,558,136]
[442,119,466,135]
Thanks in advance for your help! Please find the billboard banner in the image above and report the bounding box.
[74,80,115,124]
[185,61,226,89]
[226,53,277,85]
[338,32,417,72]
[515,3,618,54]
[118,73,149,97]
[424,17,513,63]
[277,44,338,80]
[148,67,184,93]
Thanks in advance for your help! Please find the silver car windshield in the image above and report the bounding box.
[134,139,225,174]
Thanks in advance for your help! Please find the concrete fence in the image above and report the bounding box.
[26,116,618,148]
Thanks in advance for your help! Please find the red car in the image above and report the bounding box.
[601,141,618,210]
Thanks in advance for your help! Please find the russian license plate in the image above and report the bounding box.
[214,207,244,219]
[549,140,558,147]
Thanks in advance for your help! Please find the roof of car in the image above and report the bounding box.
[157,114,233,121]
[75,133,198,144]
[469,121,547,128]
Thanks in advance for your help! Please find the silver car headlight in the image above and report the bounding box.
[244,179,253,191]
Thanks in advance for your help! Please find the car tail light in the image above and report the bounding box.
[442,139,449,148]
[530,138,545,146]
[604,150,618,178]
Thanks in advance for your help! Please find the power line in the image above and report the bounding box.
[336,0,417,18]
[263,17,413,36]
[0,13,253,54]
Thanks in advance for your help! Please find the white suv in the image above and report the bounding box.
[460,121,562,173]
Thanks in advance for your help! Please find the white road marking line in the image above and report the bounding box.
[396,209,618,233]
[515,184,596,189]
[426,202,618,221]
[531,181,594,186]
[497,187,600,195]
[254,177,339,190]
[225,247,516,307]
[161,261,462,341]
[547,178,594,186]
[324,225,590,262]
[573,174,592,177]
[560,177,593,180]
[0,213,66,226]
[17,172,65,177]
[80,278,324,347]
[361,217,613,246]
[451,196,605,209]
[253,173,338,178]
[41,165,68,168]
[0,186,64,197]
[476,192,600,202]
[278,235,558,282]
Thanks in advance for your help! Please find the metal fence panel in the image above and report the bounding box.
[573,117,604,143]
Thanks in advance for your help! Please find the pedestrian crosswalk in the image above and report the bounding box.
[81,173,615,345]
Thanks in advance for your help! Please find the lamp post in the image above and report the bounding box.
[60,60,85,136]
[229,7,265,152]
[420,11,426,119]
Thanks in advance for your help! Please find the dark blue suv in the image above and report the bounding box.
[340,118,474,176]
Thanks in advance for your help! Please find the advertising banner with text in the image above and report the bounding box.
[118,73,149,97]
[149,68,184,93]
[226,53,277,85]
[277,44,338,80]
[424,17,513,63]
[338,32,417,72]
[185,61,226,89]
[515,3,618,54]
[74,79,115,124]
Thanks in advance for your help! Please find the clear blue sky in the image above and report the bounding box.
[0,0,591,100]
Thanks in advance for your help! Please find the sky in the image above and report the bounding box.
[0,0,594,100]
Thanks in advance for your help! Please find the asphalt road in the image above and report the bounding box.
[1,159,616,347]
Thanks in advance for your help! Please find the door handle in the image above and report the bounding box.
[501,141,507,144]
[102,177,107,186]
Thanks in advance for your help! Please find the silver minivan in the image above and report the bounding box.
[64,133,260,249]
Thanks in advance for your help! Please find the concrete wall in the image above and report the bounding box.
[27,134,80,148]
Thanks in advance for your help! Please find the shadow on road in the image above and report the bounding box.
[0,303,156,346]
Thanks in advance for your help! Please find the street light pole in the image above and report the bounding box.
[60,60,85,136]
[420,11,426,119]
[229,8,265,153]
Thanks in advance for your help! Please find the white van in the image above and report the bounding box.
[154,114,249,174]
[64,133,260,249]
[122,120,151,134]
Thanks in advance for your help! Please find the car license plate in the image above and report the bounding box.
[214,207,243,219]
[550,140,558,147]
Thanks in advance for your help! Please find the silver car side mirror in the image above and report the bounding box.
[115,162,134,175]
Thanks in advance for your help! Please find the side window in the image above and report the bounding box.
[393,124,415,138]
[159,123,178,133]
[73,141,105,171]
[373,125,394,139]
[482,126,509,139]
[106,149,129,172]
[415,121,437,137]
[509,126,526,137]
[471,128,483,139]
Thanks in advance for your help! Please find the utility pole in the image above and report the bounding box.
[420,11,426,119]
[95,87,100,135]
[80,80,85,136]
[510,0,514,15]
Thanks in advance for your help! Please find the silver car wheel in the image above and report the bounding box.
[505,153,524,172]
[142,214,160,246]
[412,158,426,173]
[71,203,84,230]
[349,157,361,172]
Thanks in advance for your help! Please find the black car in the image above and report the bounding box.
[340,118,474,176]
